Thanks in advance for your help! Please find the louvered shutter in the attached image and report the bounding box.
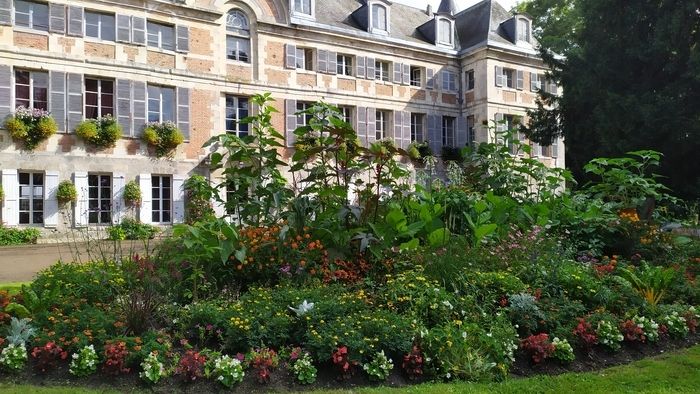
[176,25,189,53]
[116,79,132,136]
[495,66,504,87]
[112,173,125,224]
[173,175,185,223]
[494,113,505,145]
[116,14,131,43]
[366,108,376,144]
[285,99,297,147]
[356,56,366,79]
[131,16,146,45]
[366,57,375,80]
[393,111,402,146]
[328,52,337,75]
[49,4,65,34]
[177,87,190,140]
[401,111,411,149]
[43,171,59,228]
[549,81,558,94]
[67,6,83,37]
[1,169,18,226]
[552,138,559,157]
[317,50,328,74]
[426,69,435,90]
[530,72,538,92]
[66,73,83,133]
[73,172,89,227]
[356,107,367,145]
[285,44,296,69]
[457,116,467,147]
[132,81,146,136]
[402,64,410,85]
[49,71,66,132]
[440,70,446,91]
[427,115,440,155]
[516,70,524,90]
[138,174,152,224]
[533,143,542,157]
[0,0,11,26]
[393,63,402,84]
[0,65,13,125]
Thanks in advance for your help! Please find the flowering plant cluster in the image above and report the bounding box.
[519,333,554,364]
[551,337,575,363]
[632,316,660,342]
[4,106,58,150]
[291,352,317,385]
[176,350,207,382]
[69,345,99,376]
[0,344,27,371]
[103,342,130,375]
[660,312,689,338]
[75,115,122,148]
[363,350,394,381]
[596,320,624,350]
[210,354,245,388]
[142,121,184,157]
[246,347,279,383]
[402,345,424,380]
[31,341,68,372]
[331,346,357,380]
[139,351,166,384]
[573,318,598,348]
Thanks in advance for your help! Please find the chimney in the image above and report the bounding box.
[426,4,433,16]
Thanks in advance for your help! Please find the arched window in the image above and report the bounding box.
[438,19,452,45]
[226,10,250,63]
[517,18,531,42]
[371,4,387,31]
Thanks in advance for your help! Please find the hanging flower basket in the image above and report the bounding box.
[4,107,58,150]
[75,115,122,149]
[142,121,184,157]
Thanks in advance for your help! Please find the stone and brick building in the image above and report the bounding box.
[0,0,563,232]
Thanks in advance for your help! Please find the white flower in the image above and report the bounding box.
[289,300,315,316]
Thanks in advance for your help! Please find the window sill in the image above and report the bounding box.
[337,74,355,80]
[296,69,316,75]
[83,37,117,45]
[226,60,252,67]
[12,26,49,36]
[146,47,177,56]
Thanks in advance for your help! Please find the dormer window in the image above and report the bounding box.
[517,18,531,42]
[226,10,250,63]
[292,0,313,18]
[371,4,388,32]
[438,18,453,45]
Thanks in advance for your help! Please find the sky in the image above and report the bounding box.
[394,0,520,13]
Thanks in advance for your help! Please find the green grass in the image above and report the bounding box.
[0,282,30,295]
[1,345,699,393]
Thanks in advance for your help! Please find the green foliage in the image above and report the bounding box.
[363,350,393,381]
[56,181,77,205]
[617,263,676,306]
[123,181,141,207]
[183,175,214,224]
[0,344,28,371]
[142,121,184,157]
[69,345,99,377]
[291,353,317,384]
[0,226,40,246]
[75,116,122,148]
[108,218,158,241]
[5,107,58,150]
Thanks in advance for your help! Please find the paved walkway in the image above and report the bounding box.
[0,241,152,282]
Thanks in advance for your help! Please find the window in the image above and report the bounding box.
[295,48,314,71]
[504,68,515,88]
[438,19,452,45]
[337,54,353,76]
[442,71,457,91]
[466,69,475,90]
[467,115,476,147]
[410,113,424,142]
[293,0,312,15]
[410,66,422,87]
[338,106,353,124]
[15,70,48,110]
[517,18,531,42]
[226,10,250,63]
[88,174,111,225]
[442,116,455,147]
[541,144,552,157]
[375,110,388,140]
[504,115,525,154]
[14,0,48,32]
[151,175,172,223]
[147,85,175,123]
[375,61,390,82]
[296,101,313,126]
[85,11,115,41]
[530,73,542,92]
[18,172,43,225]
[147,21,175,51]
[85,78,114,119]
[225,95,249,137]
[371,4,388,31]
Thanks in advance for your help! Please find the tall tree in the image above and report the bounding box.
[520,0,700,200]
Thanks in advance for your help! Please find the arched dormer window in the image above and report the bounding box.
[371,3,388,32]
[516,17,531,42]
[226,10,250,63]
[437,18,453,46]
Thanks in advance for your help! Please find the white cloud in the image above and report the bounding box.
[393,0,520,13]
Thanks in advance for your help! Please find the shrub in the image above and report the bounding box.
[291,352,316,385]
[402,345,424,380]
[0,227,40,246]
[108,218,158,241]
[142,121,184,157]
[0,343,27,371]
[596,320,624,350]
[629,315,660,342]
[519,333,554,364]
[103,341,130,375]
[331,345,357,380]
[573,318,598,348]
[139,351,166,384]
[75,115,122,148]
[176,350,207,382]
[246,347,278,383]
[69,345,99,376]
[31,341,68,372]
[508,293,544,336]
[123,181,142,207]
[6,317,37,346]
[211,354,245,388]
[363,350,394,381]
[56,181,77,205]
[184,175,215,224]
[551,337,575,363]
[5,107,58,150]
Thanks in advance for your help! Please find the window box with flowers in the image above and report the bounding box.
[142,121,184,157]
[75,115,122,149]
[3,107,58,150]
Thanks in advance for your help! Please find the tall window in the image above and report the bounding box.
[226,10,250,63]
[504,115,524,154]
[296,101,313,126]
[442,71,457,91]
[517,18,531,42]
[18,172,43,225]
[88,174,111,225]
[85,78,114,119]
[294,48,313,70]
[375,61,390,82]
[15,0,49,32]
[371,4,387,31]
[15,70,48,110]
[410,113,424,142]
[147,21,175,51]
[438,19,452,45]
[467,115,476,147]
[293,0,312,15]
[147,85,175,123]
[337,54,353,76]
[503,68,515,88]
[225,95,249,137]
[442,116,455,147]
[85,11,115,41]
[338,106,353,124]
[376,110,388,140]
[466,69,475,90]
[410,66,422,87]
[151,175,171,223]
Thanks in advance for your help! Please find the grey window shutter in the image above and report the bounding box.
[366,57,375,80]
[116,15,131,43]
[49,71,66,132]
[402,64,410,85]
[116,79,132,136]
[494,113,505,144]
[393,63,402,84]
[328,51,337,75]
[356,107,367,145]
[393,111,402,145]
[426,69,435,89]
[285,99,297,147]
[456,116,467,147]
[0,0,11,26]
[516,70,524,90]
[0,65,11,124]
[356,56,366,79]
[317,50,328,74]
[176,25,189,53]
[530,72,538,92]
[67,6,84,37]
[132,81,146,135]
[66,73,83,132]
[49,4,65,34]
[131,16,146,45]
[285,44,296,69]
[552,138,559,157]
[427,115,440,154]
[401,111,411,149]
[440,70,446,91]
[549,81,558,94]
[177,87,190,140]
[495,66,503,87]
[366,108,376,144]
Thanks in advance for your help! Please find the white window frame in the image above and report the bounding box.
[226,9,251,63]
[291,0,314,18]
[437,18,453,46]
[517,18,531,43]
[85,10,116,41]
[296,101,313,126]
[88,173,112,225]
[14,69,48,110]
[410,113,424,142]
[466,69,475,91]
[14,0,49,32]
[442,71,457,91]
[375,60,390,82]
[85,77,114,119]
[376,110,389,140]
[147,85,176,123]
[504,68,515,89]
[370,3,389,33]
[225,95,250,137]
[146,21,175,51]
[467,115,476,147]
[18,171,44,226]
[410,66,422,87]
[337,54,353,76]
[442,116,456,147]
[339,106,353,125]
[151,175,172,224]
[295,47,314,71]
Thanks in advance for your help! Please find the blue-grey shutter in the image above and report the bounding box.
[317,50,328,74]
[495,113,505,145]
[552,138,559,157]
[495,66,504,87]
[402,64,410,85]
[530,72,538,92]
[0,65,11,123]
[116,14,131,43]
[285,44,296,69]
[176,25,189,53]
[356,56,366,79]
[516,70,524,90]
[49,71,66,132]
[132,81,146,136]
[426,68,435,89]
[66,73,83,132]
[285,99,297,147]
[456,116,467,147]
[67,6,83,37]
[549,81,558,94]
[177,87,190,140]
[131,16,146,45]
[116,79,132,136]
[393,63,402,84]
[328,51,337,75]
[356,107,367,145]
[0,0,11,26]
[49,4,65,34]
[401,111,411,149]
[366,108,376,144]
[366,57,375,80]
[427,115,440,154]
[393,111,402,146]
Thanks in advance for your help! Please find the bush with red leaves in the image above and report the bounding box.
[176,350,207,382]
[402,345,424,380]
[520,333,555,364]
[620,319,645,342]
[31,341,68,372]
[246,347,279,384]
[684,311,698,334]
[331,346,357,380]
[103,341,130,375]
[573,318,598,348]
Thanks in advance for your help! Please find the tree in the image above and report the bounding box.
[520,0,700,200]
